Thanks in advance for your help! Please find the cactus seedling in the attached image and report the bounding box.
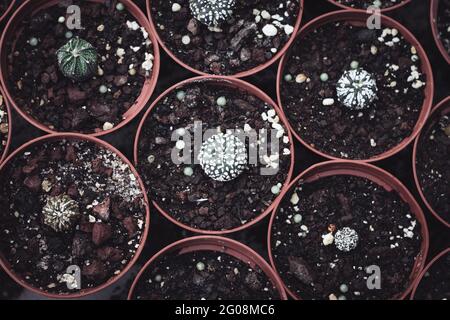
[336,68,378,110]
[334,227,359,252]
[56,37,98,81]
[189,0,236,27]
[198,132,247,182]
[42,194,80,232]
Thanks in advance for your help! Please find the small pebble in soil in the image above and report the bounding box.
[182,35,191,45]
[350,60,359,69]
[284,74,293,82]
[271,184,281,195]
[183,167,194,176]
[176,91,186,101]
[172,3,181,12]
[58,16,65,23]
[340,284,349,293]
[65,31,73,39]
[293,214,302,224]
[263,24,278,37]
[116,2,125,11]
[196,261,205,271]
[320,73,329,82]
[155,275,162,282]
[216,96,227,106]
[29,37,38,46]
[99,85,108,94]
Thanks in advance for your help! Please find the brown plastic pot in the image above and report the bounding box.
[0,85,12,164]
[0,0,15,24]
[0,133,151,299]
[431,0,450,64]
[328,0,411,13]
[146,0,304,78]
[134,75,295,235]
[410,247,449,299]
[128,235,288,300]
[0,0,160,137]
[268,160,430,300]
[277,10,434,162]
[413,96,450,228]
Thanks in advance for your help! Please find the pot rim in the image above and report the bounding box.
[276,10,434,162]
[267,160,430,300]
[0,85,12,164]
[145,0,304,78]
[327,0,412,13]
[412,96,450,228]
[127,235,288,300]
[410,247,450,299]
[0,0,16,24]
[0,0,160,137]
[134,75,295,235]
[430,0,450,64]
[0,132,151,299]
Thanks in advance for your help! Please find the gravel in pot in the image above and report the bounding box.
[411,248,449,300]
[128,236,286,300]
[269,162,428,300]
[148,0,303,76]
[135,77,294,233]
[1,0,158,134]
[414,97,450,227]
[329,0,410,11]
[0,135,149,297]
[278,12,433,161]
[0,89,10,163]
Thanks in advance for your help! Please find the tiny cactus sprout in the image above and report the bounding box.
[336,68,378,110]
[42,194,80,232]
[189,0,236,27]
[334,227,359,252]
[56,37,98,81]
[198,132,247,182]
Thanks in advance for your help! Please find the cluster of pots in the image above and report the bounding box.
[0,0,447,300]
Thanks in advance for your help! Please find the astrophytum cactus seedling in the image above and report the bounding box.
[189,0,236,27]
[56,37,98,81]
[42,194,80,232]
[198,132,247,182]
[336,68,378,110]
[334,227,359,252]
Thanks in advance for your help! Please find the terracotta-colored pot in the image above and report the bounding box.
[410,248,449,299]
[0,133,151,299]
[268,160,430,300]
[134,75,295,235]
[277,10,434,162]
[0,0,160,137]
[431,0,450,64]
[128,235,288,300]
[0,85,12,164]
[146,0,304,78]
[413,96,450,228]
[0,0,15,24]
[328,0,411,13]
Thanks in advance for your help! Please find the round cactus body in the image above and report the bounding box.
[189,0,236,27]
[198,132,247,182]
[336,68,378,110]
[42,194,80,232]
[56,37,98,81]
[334,227,359,252]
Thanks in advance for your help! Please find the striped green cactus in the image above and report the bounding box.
[56,37,98,81]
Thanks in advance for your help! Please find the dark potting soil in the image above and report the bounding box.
[150,0,301,75]
[438,0,450,55]
[137,81,292,231]
[280,22,426,160]
[0,93,8,158]
[132,250,279,300]
[6,0,155,134]
[0,139,147,295]
[333,0,406,10]
[416,112,450,224]
[414,251,450,300]
[271,175,423,300]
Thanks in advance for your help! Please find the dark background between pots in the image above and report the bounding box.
[0,0,449,300]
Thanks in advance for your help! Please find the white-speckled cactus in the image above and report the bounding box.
[42,194,80,232]
[189,0,236,27]
[56,37,98,81]
[336,68,378,110]
[334,227,359,252]
[198,132,247,182]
